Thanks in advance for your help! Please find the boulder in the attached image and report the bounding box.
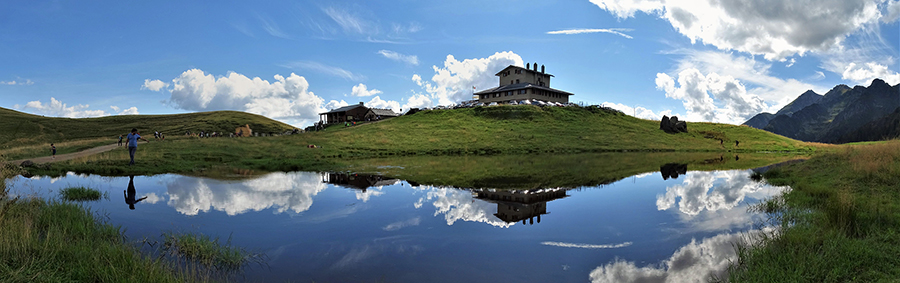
[20,160,34,167]
[660,115,688,134]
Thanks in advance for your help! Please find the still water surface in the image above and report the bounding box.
[7,168,784,282]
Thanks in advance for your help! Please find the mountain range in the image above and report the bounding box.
[743,79,900,143]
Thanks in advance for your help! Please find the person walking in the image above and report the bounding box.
[50,143,56,159]
[118,135,123,146]
[126,128,148,165]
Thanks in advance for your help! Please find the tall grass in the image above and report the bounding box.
[727,140,900,282]
[846,139,900,182]
[0,197,186,282]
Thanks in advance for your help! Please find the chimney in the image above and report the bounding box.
[533,62,538,71]
[359,102,364,106]
[541,65,545,73]
[526,63,530,69]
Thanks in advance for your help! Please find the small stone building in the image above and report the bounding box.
[235,124,252,137]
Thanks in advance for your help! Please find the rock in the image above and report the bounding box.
[20,160,34,167]
[660,115,688,134]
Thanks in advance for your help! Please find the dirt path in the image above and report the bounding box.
[7,143,133,165]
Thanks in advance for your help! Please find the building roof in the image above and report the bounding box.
[474,83,574,96]
[369,108,400,117]
[320,104,366,115]
[495,65,554,77]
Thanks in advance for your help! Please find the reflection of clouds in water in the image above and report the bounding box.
[656,170,783,216]
[383,217,421,231]
[330,236,425,269]
[590,230,760,283]
[414,186,513,228]
[541,241,632,249]
[355,187,385,202]
[142,192,163,204]
[166,172,327,215]
[632,172,656,179]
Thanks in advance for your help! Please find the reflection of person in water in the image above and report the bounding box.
[124,175,147,210]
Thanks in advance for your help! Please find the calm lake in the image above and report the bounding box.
[7,162,786,282]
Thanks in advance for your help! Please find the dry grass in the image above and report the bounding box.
[846,140,900,178]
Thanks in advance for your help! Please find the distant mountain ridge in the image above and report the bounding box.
[743,79,900,143]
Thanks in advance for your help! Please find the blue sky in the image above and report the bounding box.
[2,0,899,127]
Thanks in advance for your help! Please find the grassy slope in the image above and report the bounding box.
[310,106,813,154]
[0,107,295,149]
[10,105,817,177]
[728,140,900,282]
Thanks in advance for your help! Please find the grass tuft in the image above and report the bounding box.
[161,231,258,271]
[59,186,104,201]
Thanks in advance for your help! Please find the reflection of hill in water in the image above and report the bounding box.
[346,152,803,189]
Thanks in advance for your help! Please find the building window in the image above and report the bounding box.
[515,79,520,84]
[519,89,526,94]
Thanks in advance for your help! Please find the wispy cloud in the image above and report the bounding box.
[377,50,419,65]
[309,6,420,44]
[258,14,292,39]
[547,28,633,39]
[281,61,366,81]
[1,77,34,85]
[541,241,633,249]
[322,6,371,34]
[231,22,254,37]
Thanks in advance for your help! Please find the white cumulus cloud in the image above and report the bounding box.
[402,93,433,111]
[885,0,900,23]
[350,83,383,97]
[655,69,768,124]
[157,69,329,126]
[657,50,827,123]
[600,102,673,120]
[841,61,900,85]
[378,50,419,65]
[141,79,169,91]
[15,97,109,118]
[590,0,890,61]
[365,96,401,113]
[413,51,523,106]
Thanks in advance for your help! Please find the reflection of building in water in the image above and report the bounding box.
[322,173,399,192]
[475,188,568,225]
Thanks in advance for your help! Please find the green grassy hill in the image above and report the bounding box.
[305,105,813,154]
[0,107,295,148]
[10,105,818,177]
